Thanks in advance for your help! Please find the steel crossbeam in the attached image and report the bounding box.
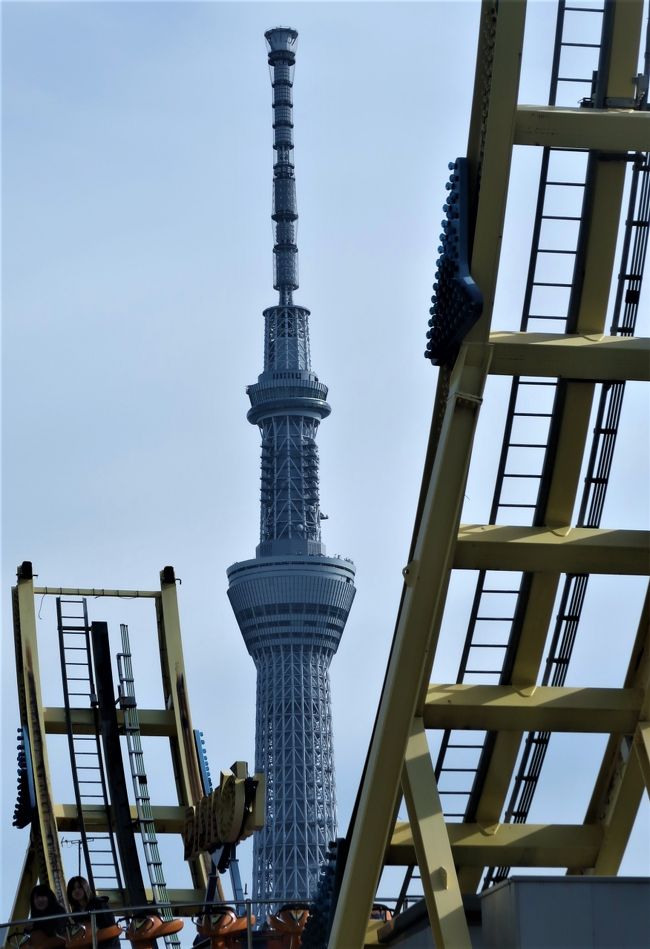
[487,333,650,381]
[424,684,645,733]
[386,822,604,869]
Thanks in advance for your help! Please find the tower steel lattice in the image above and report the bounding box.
[227,27,356,904]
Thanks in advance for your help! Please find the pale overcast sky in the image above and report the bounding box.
[2,0,648,929]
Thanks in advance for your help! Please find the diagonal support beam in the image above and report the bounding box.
[401,719,472,949]
[576,583,650,875]
[633,722,650,795]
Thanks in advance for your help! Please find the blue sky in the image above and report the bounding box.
[2,0,648,928]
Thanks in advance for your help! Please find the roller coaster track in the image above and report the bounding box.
[329,1,650,945]
[11,571,68,916]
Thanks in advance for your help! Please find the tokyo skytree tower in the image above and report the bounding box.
[226,28,356,902]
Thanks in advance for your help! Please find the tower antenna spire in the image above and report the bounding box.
[267,27,299,308]
[227,28,356,903]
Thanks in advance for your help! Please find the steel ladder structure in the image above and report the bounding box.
[434,0,608,824]
[9,566,213,929]
[116,623,181,947]
[329,1,650,946]
[56,597,123,893]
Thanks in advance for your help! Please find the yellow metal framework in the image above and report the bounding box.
[329,1,650,946]
[9,566,214,928]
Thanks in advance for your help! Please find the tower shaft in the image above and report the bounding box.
[227,27,355,903]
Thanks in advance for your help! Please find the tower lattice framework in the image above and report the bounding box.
[227,27,356,903]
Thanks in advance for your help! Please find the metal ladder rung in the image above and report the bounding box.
[526,315,568,321]
[469,643,508,649]
[537,248,577,254]
[447,744,485,749]
[438,767,478,773]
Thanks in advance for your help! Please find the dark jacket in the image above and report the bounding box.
[28,886,67,940]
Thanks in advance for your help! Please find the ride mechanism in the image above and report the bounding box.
[227,26,356,906]
[7,561,264,948]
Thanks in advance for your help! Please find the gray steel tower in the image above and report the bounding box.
[227,27,356,903]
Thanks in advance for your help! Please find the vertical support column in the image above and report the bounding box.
[12,563,66,904]
[156,566,211,892]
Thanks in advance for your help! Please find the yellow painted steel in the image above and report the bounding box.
[9,565,221,921]
[99,889,205,910]
[487,333,650,381]
[633,722,650,793]
[577,584,650,875]
[328,344,494,947]
[43,705,176,736]
[514,106,650,150]
[12,573,67,903]
[386,822,604,870]
[54,803,188,834]
[155,569,212,891]
[329,3,528,942]
[424,685,644,733]
[33,586,160,598]
[400,720,472,949]
[454,525,650,574]
[330,0,649,941]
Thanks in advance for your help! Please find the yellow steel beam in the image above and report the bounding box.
[459,0,643,887]
[577,584,650,874]
[33,586,159,598]
[466,0,528,341]
[93,890,205,911]
[424,685,643,733]
[454,525,650,574]
[155,568,210,890]
[633,722,650,794]
[329,343,494,947]
[12,573,67,901]
[54,802,187,834]
[386,821,603,869]
[43,705,176,736]
[486,333,650,381]
[401,719,472,949]
[7,844,39,934]
[514,106,650,151]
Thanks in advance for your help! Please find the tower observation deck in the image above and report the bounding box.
[226,27,356,903]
